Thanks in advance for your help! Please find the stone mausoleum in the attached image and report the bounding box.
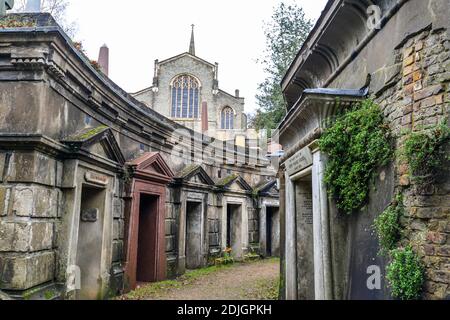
[277,0,450,300]
[0,11,280,300]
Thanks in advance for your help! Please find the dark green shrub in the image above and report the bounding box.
[374,196,403,255]
[386,246,425,300]
[319,99,393,214]
[404,121,450,185]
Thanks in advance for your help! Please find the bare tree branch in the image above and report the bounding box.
[12,0,78,38]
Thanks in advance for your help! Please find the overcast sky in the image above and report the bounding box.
[66,0,327,114]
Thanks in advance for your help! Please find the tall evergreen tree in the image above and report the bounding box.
[251,2,313,133]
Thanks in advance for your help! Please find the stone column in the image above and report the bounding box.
[259,204,267,257]
[311,145,333,300]
[285,172,298,300]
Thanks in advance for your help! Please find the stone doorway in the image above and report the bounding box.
[185,201,203,269]
[266,207,280,257]
[226,204,242,259]
[136,194,159,283]
[123,152,174,292]
[76,185,106,300]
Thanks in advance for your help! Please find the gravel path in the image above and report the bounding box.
[121,259,280,300]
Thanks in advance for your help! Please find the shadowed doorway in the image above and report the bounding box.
[136,194,159,283]
[266,207,280,257]
[185,201,203,269]
[76,185,106,300]
[226,204,242,258]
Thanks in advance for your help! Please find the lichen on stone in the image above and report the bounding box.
[216,173,238,187]
[69,125,109,141]
[0,16,37,29]
[178,164,200,178]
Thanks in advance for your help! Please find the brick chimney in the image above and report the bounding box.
[201,102,208,133]
[98,44,109,77]
[235,89,240,98]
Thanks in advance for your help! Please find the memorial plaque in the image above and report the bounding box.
[300,193,313,225]
[81,208,99,222]
[285,147,312,176]
[85,172,108,186]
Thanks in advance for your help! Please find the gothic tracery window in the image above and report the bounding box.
[171,75,200,119]
[221,107,234,130]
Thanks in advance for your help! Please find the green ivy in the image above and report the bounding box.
[404,121,450,185]
[374,194,403,255]
[319,99,393,214]
[386,246,425,300]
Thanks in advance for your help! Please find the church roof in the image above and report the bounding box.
[157,52,216,68]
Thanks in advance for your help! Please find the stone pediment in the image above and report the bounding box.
[62,126,125,165]
[216,174,252,192]
[256,180,279,197]
[127,152,174,184]
[175,164,214,186]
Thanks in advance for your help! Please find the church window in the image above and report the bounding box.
[221,107,234,130]
[171,75,200,119]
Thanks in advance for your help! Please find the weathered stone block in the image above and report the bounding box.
[165,220,173,236]
[165,236,175,252]
[29,222,53,252]
[113,198,123,219]
[436,246,450,257]
[412,207,446,219]
[0,222,29,252]
[414,84,444,101]
[112,241,123,262]
[6,152,56,187]
[0,221,53,252]
[0,252,55,290]
[9,186,59,218]
[33,187,59,218]
[0,187,10,217]
[11,187,33,217]
[427,232,447,245]
[113,220,124,240]
[0,153,5,182]
[429,270,450,284]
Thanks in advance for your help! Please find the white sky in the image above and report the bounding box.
[66,0,327,114]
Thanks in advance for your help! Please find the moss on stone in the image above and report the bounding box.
[216,173,238,187]
[178,164,199,178]
[71,125,108,141]
[0,16,37,29]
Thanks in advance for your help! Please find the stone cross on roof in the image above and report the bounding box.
[0,0,14,16]
[189,24,196,56]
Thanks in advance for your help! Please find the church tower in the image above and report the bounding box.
[132,25,248,144]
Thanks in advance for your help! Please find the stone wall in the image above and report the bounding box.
[0,151,59,293]
[375,28,450,300]
[278,0,449,300]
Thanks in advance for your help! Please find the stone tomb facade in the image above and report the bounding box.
[123,152,174,292]
[257,180,280,258]
[279,0,450,300]
[216,175,255,259]
[172,165,216,274]
[60,127,125,300]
